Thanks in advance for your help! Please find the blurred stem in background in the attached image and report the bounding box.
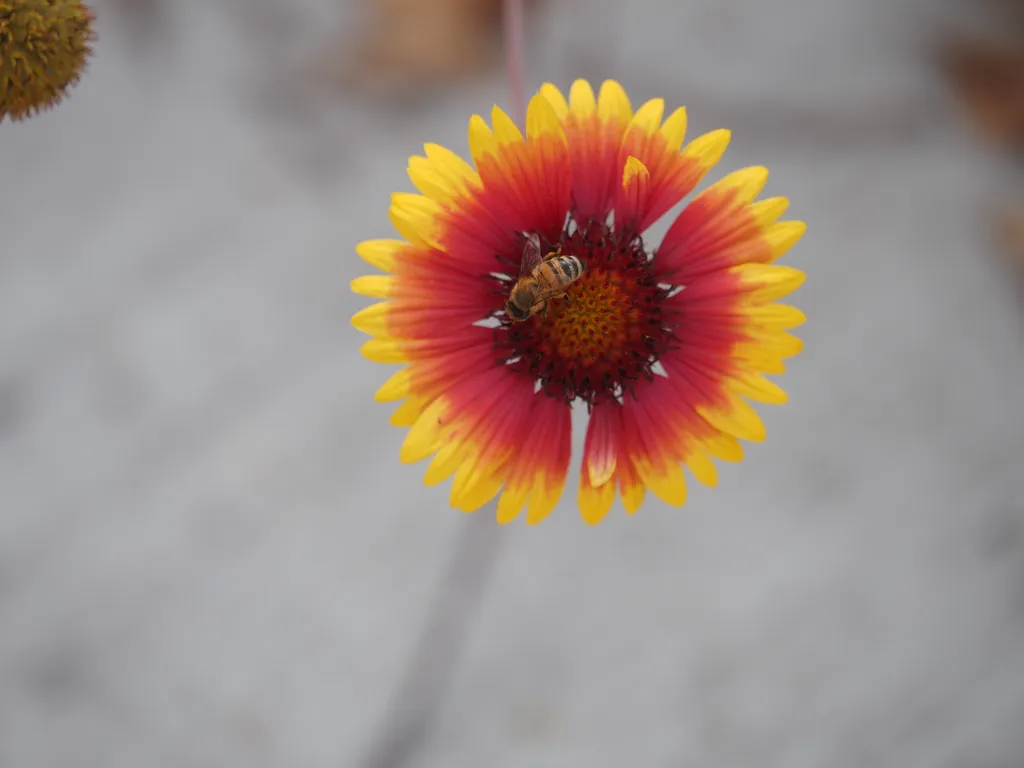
[505,0,526,124]
[357,5,524,763]
[359,511,504,768]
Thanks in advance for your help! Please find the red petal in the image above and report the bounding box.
[655,186,772,283]
[613,156,653,235]
[565,113,629,223]
[473,133,572,243]
[497,392,572,524]
[582,400,622,488]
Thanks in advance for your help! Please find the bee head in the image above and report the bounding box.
[505,297,531,322]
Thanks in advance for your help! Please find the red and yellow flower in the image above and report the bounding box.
[351,79,806,525]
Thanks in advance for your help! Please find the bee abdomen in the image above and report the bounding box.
[554,255,585,282]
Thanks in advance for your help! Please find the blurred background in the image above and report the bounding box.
[3,0,1024,766]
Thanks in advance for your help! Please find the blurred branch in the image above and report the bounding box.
[358,510,505,768]
[993,204,1024,309]
[504,0,526,125]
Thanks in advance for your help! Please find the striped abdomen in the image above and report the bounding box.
[535,254,585,293]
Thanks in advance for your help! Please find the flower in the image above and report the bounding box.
[0,0,95,122]
[351,79,806,525]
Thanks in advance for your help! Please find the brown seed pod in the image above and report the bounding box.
[0,0,96,122]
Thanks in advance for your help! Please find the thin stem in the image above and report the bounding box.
[357,511,505,768]
[504,0,527,126]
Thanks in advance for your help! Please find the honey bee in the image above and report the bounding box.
[505,234,585,322]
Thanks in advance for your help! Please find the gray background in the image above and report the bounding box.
[2,0,1024,766]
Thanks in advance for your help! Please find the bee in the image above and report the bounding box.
[505,234,586,322]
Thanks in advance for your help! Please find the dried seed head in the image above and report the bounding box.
[1,0,96,122]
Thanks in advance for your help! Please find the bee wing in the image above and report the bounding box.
[519,233,544,275]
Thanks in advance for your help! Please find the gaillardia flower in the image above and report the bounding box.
[351,79,806,525]
[0,0,95,122]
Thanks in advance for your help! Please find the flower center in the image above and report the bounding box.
[494,221,672,406]
[543,267,636,359]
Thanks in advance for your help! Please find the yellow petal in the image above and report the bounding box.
[622,155,649,187]
[539,83,569,120]
[425,143,479,191]
[579,479,615,526]
[351,301,391,335]
[407,157,451,203]
[424,439,466,485]
[496,484,529,524]
[454,468,505,513]
[491,105,524,145]
[620,474,646,515]
[447,458,477,500]
[703,432,744,463]
[683,449,718,488]
[735,264,806,303]
[526,90,566,141]
[390,396,427,427]
[742,303,806,329]
[389,193,443,250]
[598,79,632,123]
[629,98,665,136]
[375,367,412,402]
[356,239,403,272]
[660,106,688,152]
[698,395,767,443]
[733,343,796,373]
[468,114,499,162]
[740,329,804,359]
[568,79,596,115]
[350,275,395,298]
[450,452,505,508]
[525,475,562,524]
[361,337,407,363]
[400,401,447,463]
[726,370,788,405]
[711,166,769,206]
[755,358,787,375]
[588,458,617,492]
[766,221,807,261]
[681,128,730,170]
[634,457,688,507]
[410,143,482,206]
[749,197,789,228]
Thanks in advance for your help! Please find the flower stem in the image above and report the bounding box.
[358,510,505,768]
[504,0,526,126]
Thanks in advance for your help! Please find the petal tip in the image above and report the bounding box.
[622,155,650,186]
[350,275,392,298]
[682,128,731,170]
[568,79,597,114]
[526,90,566,141]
